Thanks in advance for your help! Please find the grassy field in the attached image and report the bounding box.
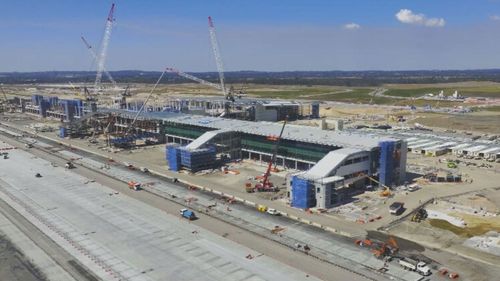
[148,82,500,108]
[484,106,500,112]
[429,219,500,238]
[385,84,500,98]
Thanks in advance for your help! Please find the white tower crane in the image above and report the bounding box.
[166,67,221,90]
[81,36,117,88]
[208,16,234,101]
[93,3,116,96]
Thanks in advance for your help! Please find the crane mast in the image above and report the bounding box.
[208,16,230,100]
[81,36,117,88]
[166,67,222,90]
[93,3,116,96]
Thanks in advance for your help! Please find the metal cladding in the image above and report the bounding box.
[31,94,44,106]
[39,99,50,117]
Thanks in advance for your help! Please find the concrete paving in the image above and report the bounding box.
[11,136,423,281]
[0,211,76,281]
[0,145,322,281]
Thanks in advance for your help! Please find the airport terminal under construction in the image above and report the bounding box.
[12,92,408,210]
[3,3,500,281]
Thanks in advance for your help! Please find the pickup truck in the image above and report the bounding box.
[180,209,196,220]
[266,208,280,216]
[398,258,431,276]
[389,202,404,215]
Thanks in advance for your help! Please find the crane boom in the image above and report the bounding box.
[260,117,287,190]
[93,3,116,95]
[0,85,8,102]
[81,36,117,87]
[166,67,221,90]
[208,16,228,99]
[125,69,167,135]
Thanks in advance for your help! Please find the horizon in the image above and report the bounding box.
[2,1,500,72]
[6,68,500,74]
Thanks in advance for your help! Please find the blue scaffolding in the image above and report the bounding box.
[166,144,182,171]
[379,141,395,187]
[291,176,316,209]
[180,146,216,172]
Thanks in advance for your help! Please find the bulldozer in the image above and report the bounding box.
[411,208,428,223]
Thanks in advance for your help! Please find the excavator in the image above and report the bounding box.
[360,173,392,197]
[355,236,399,259]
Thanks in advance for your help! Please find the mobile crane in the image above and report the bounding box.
[250,116,288,192]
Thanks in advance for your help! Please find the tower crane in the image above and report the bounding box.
[93,3,116,96]
[0,85,9,113]
[81,36,117,88]
[166,67,221,90]
[208,16,234,102]
[123,69,167,137]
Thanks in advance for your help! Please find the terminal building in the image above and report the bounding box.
[108,109,407,210]
[18,94,408,210]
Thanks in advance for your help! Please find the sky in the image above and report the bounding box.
[2,0,500,72]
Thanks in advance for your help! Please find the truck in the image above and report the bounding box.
[389,202,404,215]
[266,208,280,216]
[398,258,431,276]
[127,181,141,191]
[179,209,196,220]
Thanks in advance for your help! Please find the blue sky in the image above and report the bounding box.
[2,0,500,71]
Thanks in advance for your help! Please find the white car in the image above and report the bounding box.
[266,208,279,216]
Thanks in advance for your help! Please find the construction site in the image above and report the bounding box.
[1,2,500,281]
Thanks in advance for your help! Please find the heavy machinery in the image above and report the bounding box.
[411,208,428,222]
[0,85,7,113]
[81,35,117,89]
[371,237,399,258]
[208,16,231,102]
[93,3,116,96]
[398,258,431,276]
[252,117,287,192]
[0,85,15,113]
[355,236,399,259]
[360,173,392,197]
[127,181,141,191]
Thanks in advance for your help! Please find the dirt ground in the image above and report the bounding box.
[0,235,47,281]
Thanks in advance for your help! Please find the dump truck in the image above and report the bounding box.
[179,209,196,220]
[127,181,141,191]
[398,258,431,276]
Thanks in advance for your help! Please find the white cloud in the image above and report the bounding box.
[343,23,361,30]
[490,15,500,21]
[396,9,445,27]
